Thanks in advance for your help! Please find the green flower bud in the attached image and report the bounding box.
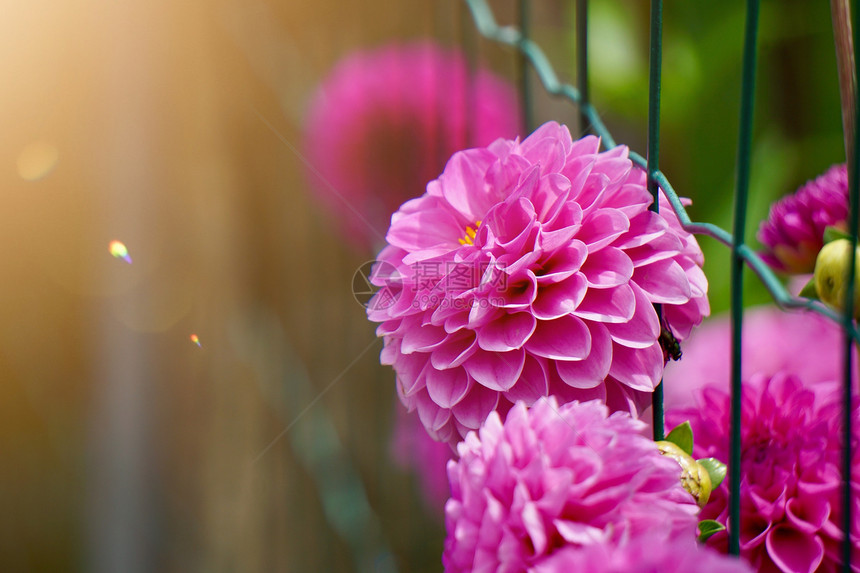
[813,238,860,317]
[656,440,712,508]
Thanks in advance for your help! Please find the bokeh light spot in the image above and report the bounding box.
[108,240,132,264]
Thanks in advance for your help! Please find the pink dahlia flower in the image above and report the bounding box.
[663,305,850,411]
[304,41,520,249]
[443,398,700,572]
[533,533,754,573]
[391,406,453,513]
[758,164,848,274]
[368,121,709,444]
[666,373,860,573]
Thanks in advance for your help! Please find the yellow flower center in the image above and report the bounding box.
[458,220,482,246]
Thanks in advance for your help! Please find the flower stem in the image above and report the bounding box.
[832,0,856,173]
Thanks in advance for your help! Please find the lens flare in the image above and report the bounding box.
[108,240,132,264]
[190,334,202,347]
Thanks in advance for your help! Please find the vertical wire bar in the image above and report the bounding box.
[646,0,664,441]
[518,0,534,132]
[459,0,477,149]
[841,3,860,569]
[728,0,761,556]
[576,0,590,136]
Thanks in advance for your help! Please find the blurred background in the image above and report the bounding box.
[0,0,845,571]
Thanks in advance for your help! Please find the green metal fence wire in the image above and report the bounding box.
[646,0,665,443]
[464,0,858,567]
[465,0,856,336]
[729,0,760,557]
[517,0,534,132]
[842,3,860,569]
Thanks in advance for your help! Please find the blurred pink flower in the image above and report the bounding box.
[391,406,453,513]
[666,373,860,573]
[533,533,754,573]
[443,398,700,572]
[663,305,850,411]
[757,164,848,274]
[368,121,709,444]
[304,41,520,249]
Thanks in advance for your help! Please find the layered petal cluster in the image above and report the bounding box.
[368,121,709,444]
[758,164,848,274]
[304,41,520,248]
[533,533,754,573]
[443,398,700,572]
[667,373,860,572]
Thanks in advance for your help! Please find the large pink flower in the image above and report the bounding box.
[666,373,860,572]
[533,534,754,573]
[757,164,848,274]
[368,121,709,444]
[304,41,520,248]
[443,398,700,572]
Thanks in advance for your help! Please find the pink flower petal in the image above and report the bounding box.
[415,390,452,432]
[440,148,500,221]
[576,208,630,251]
[785,497,830,535]
[554,519,609,545]
[624,234,684,268]
[556,323,612,388]
[387,207,463,251]
[532,172,576,222]
[570,173,610,215]
[468,299,503,329]
[607,342,663,392]
[488,197,538,252]
[463,347,526,391]
[580,247,634,289]
[603,284,660,349]
[431,332,478,369]
[451,383,500,428]
[634,258,692,304]
[573,284,636,323]
[494,270,538,309]
[426,366,473,409]
[765,525,824,573]
[522,501,547,555]
[395,352,429,396]
[535,240,588,284]
[401,324,449,353]
[531,274,588,320]
[616,210,670,248]
[476,311,537,352]
[525,315,591,361]
[503,355,550,404]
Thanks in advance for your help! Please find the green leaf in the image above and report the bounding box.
[824,226,851,244]
[665,421,694,456]
[798,277,818,300]
[697,457,727,489]
[698,519,726,543]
